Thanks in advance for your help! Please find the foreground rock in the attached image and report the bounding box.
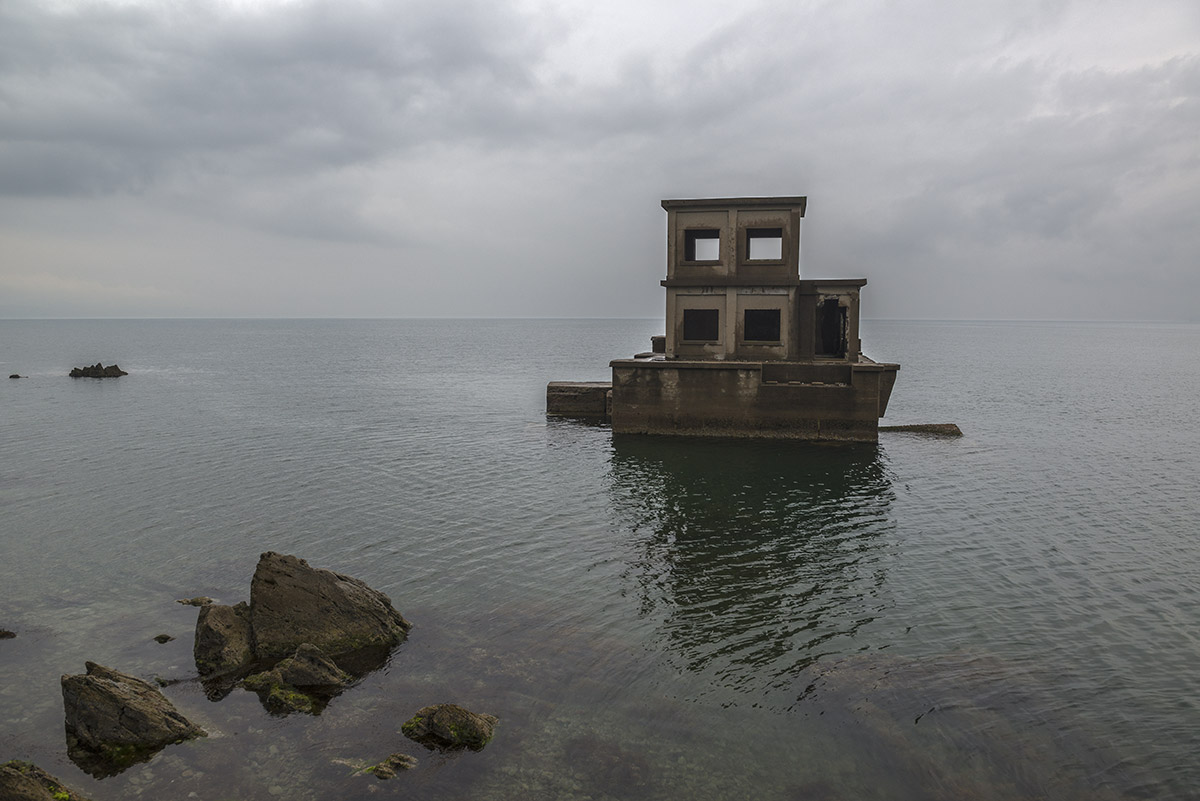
[401,704,498,751]
[0,761,92,801]
[250,552,412,659]
[190,552,411,713]
[69,363,128,378]
[194,602,253,677]
[242,643,352,714]
[61,662,206,775]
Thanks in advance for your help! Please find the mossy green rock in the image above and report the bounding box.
[0,761,92,801]
[401,704,498,751]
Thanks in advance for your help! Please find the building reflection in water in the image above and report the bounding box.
[608,435,895,704]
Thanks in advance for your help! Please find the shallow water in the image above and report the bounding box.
[2,318,1199,799]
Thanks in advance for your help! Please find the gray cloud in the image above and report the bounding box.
[1,0,1196,320]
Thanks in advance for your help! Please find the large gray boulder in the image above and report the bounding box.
[401,703,498,751]
[249,552,412,659]
[193,601,254,677]
[0,761,92,801]
[61,662,205,774]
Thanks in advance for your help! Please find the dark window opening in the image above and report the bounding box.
[684,229,720,261]
[816,299,847,357]
[743,308,781,342]
[682,308,720,342]
[746,227,783,260]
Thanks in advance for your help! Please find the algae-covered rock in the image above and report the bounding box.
[401,703,498,751]
[61,662,206,776]
[249,552,412,659]
[194,602,253,676]
[0,760,93,801]
[242,643,352,715]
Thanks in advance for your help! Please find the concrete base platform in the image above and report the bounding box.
[546,382,612,419]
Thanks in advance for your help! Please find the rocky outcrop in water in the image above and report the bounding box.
[242,643,353,714]
[0,760,92,801]
[61,662,206,776]
[189,552,411,713]
[0,629,14,639]
[69,363,128,378]
[249,552,412,659]
[194,602,254,677]
[401,704,498,751]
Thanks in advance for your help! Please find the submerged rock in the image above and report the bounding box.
[0,629,15,639]
[69,363,128,378]
[176,597,214,607]
[0,760,92,801]
[249,551,412,660]
[369,752,418,779]
[153,633,174,644]
[194,602,253,677]
[61,662,206,776]
[401,704,498,751]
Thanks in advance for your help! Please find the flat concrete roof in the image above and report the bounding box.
[661,196,807,215]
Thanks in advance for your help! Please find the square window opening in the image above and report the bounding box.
[682,308,720,342]
[747,227,783,261]
[743,308,781,343]
[684,229,721,262]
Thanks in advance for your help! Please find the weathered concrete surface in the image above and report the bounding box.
[401,703,498,751]
[546,381,612,418]
[194,602,254,677]
[609,358,899,441]
[61,662,205,774]
[880,423,962,436]
[249,552,412,660]
[0,761,92,801]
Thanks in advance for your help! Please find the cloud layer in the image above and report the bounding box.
[2,0,1197,319]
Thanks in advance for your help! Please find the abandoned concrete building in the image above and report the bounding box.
[547,196,899,441]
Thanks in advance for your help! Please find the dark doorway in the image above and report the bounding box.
[816,299,846,357]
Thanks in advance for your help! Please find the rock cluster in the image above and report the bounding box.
[0,760,92,801]
[69,363,128,378]
[61,662,206,776]
[192,552,412,714]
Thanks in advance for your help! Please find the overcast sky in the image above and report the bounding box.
[1,0,1197,320]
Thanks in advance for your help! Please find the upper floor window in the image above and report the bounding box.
[746,228,783,261]
[684,229,721,262]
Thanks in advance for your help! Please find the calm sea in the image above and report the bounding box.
[1,318,1198,800]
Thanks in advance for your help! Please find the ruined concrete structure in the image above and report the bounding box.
[548,196,899,441]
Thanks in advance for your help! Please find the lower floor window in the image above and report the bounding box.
[682,308,720,341]
[743,308,781,342]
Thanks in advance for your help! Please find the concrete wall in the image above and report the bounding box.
[609,359,898,441]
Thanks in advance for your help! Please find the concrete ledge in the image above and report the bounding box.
[879,423,963,437]
[547,382,612,418]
